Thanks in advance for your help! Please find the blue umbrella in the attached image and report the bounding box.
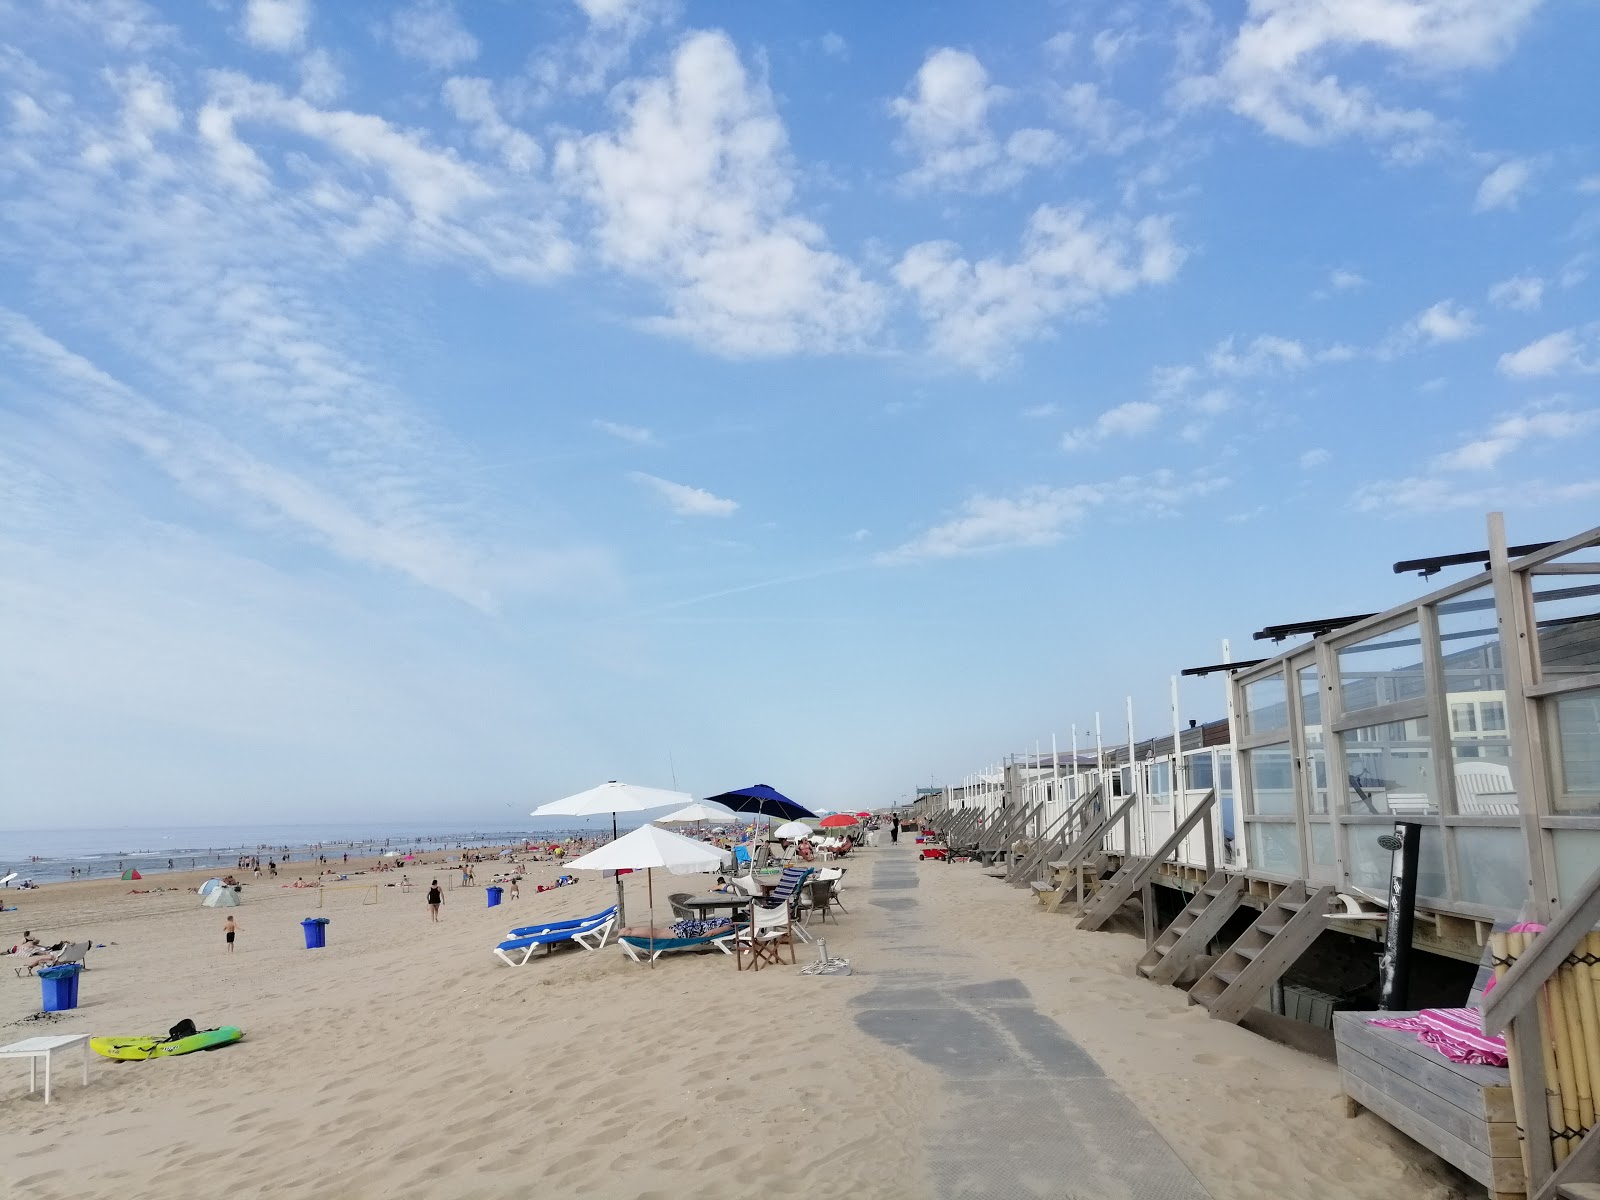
[703,784,815,823]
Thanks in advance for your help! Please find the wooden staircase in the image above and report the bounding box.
[1185,882,1335,1024]
[1041,793,1138,913]
[1076,790,1217,933]
[1135,870,1247,985]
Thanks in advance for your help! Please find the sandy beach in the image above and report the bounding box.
[1,846,1481,1200]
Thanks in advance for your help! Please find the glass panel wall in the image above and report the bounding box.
[1455,827,1528,909]
[1554,830,1600,906]
[1146,760,1172,807]
[1348,823,1447,900]
[1310,822,1334,866]
[1548,688,1600,814]
[1534,582,1600,678]
[1248,822,1299,875]
[1341,717,1437,815]
[1338,621,1427,712]
[1186,752,1214,792]
[1436,586,1518,813]
[1243,674,1288,735]
[1246,744,1294,813]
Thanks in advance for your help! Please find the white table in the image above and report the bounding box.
[0,1034,91,1103]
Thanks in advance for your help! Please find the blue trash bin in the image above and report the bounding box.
[486,886,503,908]
[39,963,82,1012]
[300,917,330,949]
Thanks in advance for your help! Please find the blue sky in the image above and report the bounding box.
[2,0,1597,827]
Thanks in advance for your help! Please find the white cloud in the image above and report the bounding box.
[1411,299,1481,343]
[881,471,1226,562]
[1433,409,1600,471]
[520,0,672,104]
[1579,175,1600,195]
[630,472,738,517]
[894,205,1184,373]
[388,0,480,71]
[243,0,310,53]
[890,48,1058,192]
[593,419,653,444]
[1053,82,1147,156]
[1061,400,1161,450]
[443,77,540,173]
[1183,0,1540,145]
[1329,268,1366,291]
[1300,448,1331,469]
[561,31,884,357]
[820,32,848,60]
[1488,274,1544,312]
[1354,476,1600,514]
[80,65,183,171]
[1207,334,1308,376]
[1476,159,1532,211]
[298,48,343,104]
[1498,329,1599,377]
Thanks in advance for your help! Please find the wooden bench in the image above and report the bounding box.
[1335,1010,1522,1199]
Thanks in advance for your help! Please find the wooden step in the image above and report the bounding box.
[1135,871,1246,985]
[1185,882,1335,1025]
[1557,1183,1600,1200]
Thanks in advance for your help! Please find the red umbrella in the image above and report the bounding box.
[818,814,859,828]
[855,811,871,818]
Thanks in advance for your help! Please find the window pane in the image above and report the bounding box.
[1341,719,1437,814]
[1347,823,1447,899]
[1338,622,1426,712]
[1549,688,1600,814]
[1436,586,1519,815]
[1248,822,1300,874]
[1300,664,1328,814]
[1554,830,1600,906]
[1247,744,1294,814]
[1186,752,1214,792]
[1243,674,1288,734]
[1535,581,1600,678]
[1455,827,1527,910]
[1310,821,1334,866]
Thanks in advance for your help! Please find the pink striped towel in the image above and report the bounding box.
[1368,1008,1508,1067]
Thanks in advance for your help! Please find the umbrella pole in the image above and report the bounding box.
[613,813,626,930]
[647,868,655,970]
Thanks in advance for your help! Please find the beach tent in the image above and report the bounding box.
[198,878,224,898]
[121,868,142,880]
[202,885,240,907]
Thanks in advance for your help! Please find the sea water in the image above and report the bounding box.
[0,821,609,885]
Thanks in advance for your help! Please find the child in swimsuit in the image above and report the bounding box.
[223,915,237,954]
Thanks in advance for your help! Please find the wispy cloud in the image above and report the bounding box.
[594,419,654,445]
[1476,158,1533,211]
[630,471,738,517]
[1488,274,1544,311]
[387,0,480,70]
[1433,407,1600,471]
[243,0,310,53]
[1061,401,1161,451]
[880,471,1226,562]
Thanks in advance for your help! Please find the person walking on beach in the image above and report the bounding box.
[223,914,237,954]
[891,814,900,845]
[427,879,443,922]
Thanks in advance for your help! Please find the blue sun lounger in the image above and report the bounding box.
[618,928,738,963]
[493,911,617,966]
[506,905,617,939]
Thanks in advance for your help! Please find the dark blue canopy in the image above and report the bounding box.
[704,784,815,822]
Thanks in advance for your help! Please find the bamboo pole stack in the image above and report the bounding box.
[1492,930,1600,1171]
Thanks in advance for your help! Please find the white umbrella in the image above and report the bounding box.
[654,802,734,825]
[566,825,732,967]
[533,781,692,926]
[773,821,813,841]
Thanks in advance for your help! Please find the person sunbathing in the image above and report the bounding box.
[618,917,733,940]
